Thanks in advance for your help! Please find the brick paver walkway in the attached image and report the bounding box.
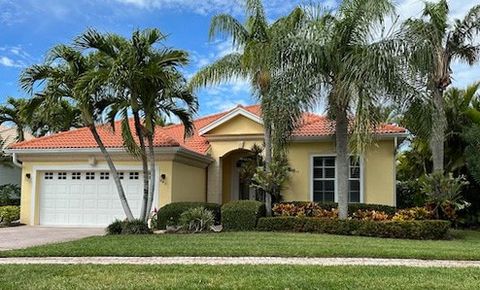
[1,257,480,267]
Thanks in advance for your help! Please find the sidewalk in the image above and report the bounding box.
[1,256,480,267]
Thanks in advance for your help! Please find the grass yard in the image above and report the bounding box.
[0,265,479,289]
[2,230,480,260]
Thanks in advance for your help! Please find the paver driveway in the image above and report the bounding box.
[0,226,104,250]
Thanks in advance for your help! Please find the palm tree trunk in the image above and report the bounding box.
[146,134,156,217]
[264,122,272,216]
[430,87,446,173]
[336,105,349,220]
[132,111,150,222]
[88,125,134,220]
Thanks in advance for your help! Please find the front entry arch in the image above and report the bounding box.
[221,149,255,203]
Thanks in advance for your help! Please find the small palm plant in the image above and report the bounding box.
[419,172,470,220]
[179,207,215,233]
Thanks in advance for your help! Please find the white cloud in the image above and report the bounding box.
[113,0,303,16]
[0,56,22,68]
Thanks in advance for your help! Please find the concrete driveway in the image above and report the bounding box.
[0,226,104,251]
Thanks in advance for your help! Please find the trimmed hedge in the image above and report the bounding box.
[222,200,266,231]
[106,219,152,235]
[277,201,397,215]
[257,217,451,240]
[155,202,221,229]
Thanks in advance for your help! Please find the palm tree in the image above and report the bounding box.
[76,28,197,221]
[20,44,135,220]
[188,0,305,211]
[275,0,407,219]
[403,0,480,173]
[0,97,29,142]
[189,1,305,163]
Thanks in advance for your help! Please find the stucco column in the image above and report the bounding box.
[207,159,222,204]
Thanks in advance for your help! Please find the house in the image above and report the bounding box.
[7,104,407,227]
[0,125,33,186]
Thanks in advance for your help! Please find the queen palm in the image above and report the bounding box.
[20,44,135,220]
[189,1,304,164]
[189,0,304,211]
[403,0,480,173]
[275,0,406,219]
[76,29,197,221]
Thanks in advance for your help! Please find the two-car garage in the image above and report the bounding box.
[38,170,144,227]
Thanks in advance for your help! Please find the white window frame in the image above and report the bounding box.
[310,154,364,203]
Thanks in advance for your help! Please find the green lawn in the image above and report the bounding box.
[0,265,479,289]
[2,230,480,260]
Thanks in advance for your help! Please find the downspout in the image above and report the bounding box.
[12,152,22,168]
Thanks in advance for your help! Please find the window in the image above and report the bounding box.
[312,156,362,203]
[129,172,139,180]
[71,172,81,180]
[86,172,95,180]
[312,157,336,202]
[44,172,54,180]
[349,158,361,203]
[118,172,124,180]
[58,172,67,180]
[100,172,110,180]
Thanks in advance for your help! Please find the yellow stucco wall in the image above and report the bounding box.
[206,115,264,136]
[171,161,206,203]
[364,140,396,205]
[282,140,396,206]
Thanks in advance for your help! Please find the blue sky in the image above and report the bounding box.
[0,0,479,117]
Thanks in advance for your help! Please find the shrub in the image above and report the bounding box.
[0,206,20,225]
[121,219,152,235]
[105,219,152,235]
[392,207,433,221]
[351,209,391,221]
[222,200,266,231]
[257,217,451,240]
[179,207,215,233]
[106,219,124,235]
[0,184,20,206]
[273,202,396,217]
[154,202,221,229]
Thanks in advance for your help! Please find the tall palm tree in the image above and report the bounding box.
[20,44,135,220]
[0,97,29,142]
[189,1,304,165]
[189,0,304,211]
[275,0,407,219]
[403,0,480,173]
[76,28,197,221]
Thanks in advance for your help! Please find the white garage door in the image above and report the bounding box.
[39,171,144,226]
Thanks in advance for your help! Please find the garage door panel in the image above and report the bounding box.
[39,170,144,226]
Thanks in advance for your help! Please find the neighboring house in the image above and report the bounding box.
[0,125,33,186]
[7,105,407,227]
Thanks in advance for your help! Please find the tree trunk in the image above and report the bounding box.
[132,111,150,221]
[336,105,349,220]
[430,87,446,173]
[88,125,134,220]
[264,123,272,216]
[146,134,156,217]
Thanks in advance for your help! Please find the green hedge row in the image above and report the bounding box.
[155,202,221,229]
[277,201,397,215]
[222,200,266,231]
[256,217,451,240]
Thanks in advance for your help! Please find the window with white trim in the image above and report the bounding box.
[58,172,67,180]
[71,172,81,180]
[312,157,336,202]
[312,156,362,203]
[86,172,95,180]
[100,172,110,180]
[44,172,54,180]
[129,172,139,180]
